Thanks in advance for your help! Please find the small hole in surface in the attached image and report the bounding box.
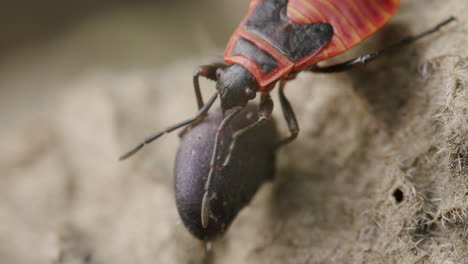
[393,188,404,203]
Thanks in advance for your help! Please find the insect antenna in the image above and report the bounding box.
[119,93,218,161]
[201,106,244,228]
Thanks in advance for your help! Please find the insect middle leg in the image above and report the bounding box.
[222,92,274,167]
[309,16,455,73]
[276,79,299,149]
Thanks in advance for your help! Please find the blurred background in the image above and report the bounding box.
[0,0,245,125]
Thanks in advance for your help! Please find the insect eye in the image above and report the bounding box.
[216,68,224,79]
[244,88,256,100]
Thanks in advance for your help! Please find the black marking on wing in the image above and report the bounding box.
[244,0,333,61]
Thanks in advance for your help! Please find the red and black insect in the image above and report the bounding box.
[120,0,454,229]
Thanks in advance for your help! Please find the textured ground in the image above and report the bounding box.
[0,0,466,263]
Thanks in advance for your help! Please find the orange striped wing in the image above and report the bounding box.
[287,0,399,69]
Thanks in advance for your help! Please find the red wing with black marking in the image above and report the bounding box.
[287,0,399,68]
[224,0,399,88]
[244,0,333,62]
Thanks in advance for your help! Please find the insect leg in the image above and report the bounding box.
[309,16,455,73]
[119,93,218,161]
[177,62,228,138]
[276,79,299,149]
[193,62,227,109]
[222,92,274,167]
[201,107,243,228]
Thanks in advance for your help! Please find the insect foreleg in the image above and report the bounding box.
[222,92,274,167]
[193,62,227,109]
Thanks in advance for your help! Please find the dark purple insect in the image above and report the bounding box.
[174,104,277,240]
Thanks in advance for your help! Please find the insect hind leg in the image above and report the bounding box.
[309,16,455,73]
